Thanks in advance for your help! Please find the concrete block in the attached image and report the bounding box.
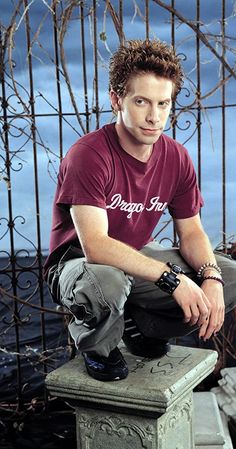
[219,368,236,398]
[211,386,236,419]
[218,378,236,397]
[221,368,236,387]
[194,392,226,448]
[220,412,234,449]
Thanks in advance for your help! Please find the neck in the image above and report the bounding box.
[115,123,154,162]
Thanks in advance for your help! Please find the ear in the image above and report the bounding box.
[110,90,122,112]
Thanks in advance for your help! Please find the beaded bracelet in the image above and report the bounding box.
[202,276,225,287]
[202,267,220,275]
[197,262,222,278]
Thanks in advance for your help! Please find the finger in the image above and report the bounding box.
[198,289,212,307]
[214,307,225,334]
[203,311,219,340]
[198,317,209,339]
[200,307,224,340]
[197,308,210,327]
[189,303,200,326]
[182,305,192,323]
[195,297,210,325]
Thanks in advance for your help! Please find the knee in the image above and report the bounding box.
[85,263,132,310]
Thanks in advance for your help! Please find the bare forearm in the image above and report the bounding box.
[84,234,166,282]
[70,205,166,281]
[179,230,217,273]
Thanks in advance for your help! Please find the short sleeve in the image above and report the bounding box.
[168,146,204,219]
[56,143,109,210]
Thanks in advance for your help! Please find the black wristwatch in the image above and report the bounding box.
[155,262,185,295]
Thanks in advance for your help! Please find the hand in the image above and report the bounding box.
[173,274,211,327]
[198,279,225,340]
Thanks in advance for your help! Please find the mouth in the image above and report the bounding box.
[140,127,162,133]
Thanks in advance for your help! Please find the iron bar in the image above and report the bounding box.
[222,0,226,250]
[119,0,124,43]
[221,0,227,370]
[92,0,99,129]
[171,0,178,247]
[0,26,22,410]
[1,101,236,121]
[80,1,90,134]
[23,0,48,388]
[145,0,149,40]
[171,0,176,142]
[52,0,63,159]
[196,0,202,190]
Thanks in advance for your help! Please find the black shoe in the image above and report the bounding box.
[82,347,128,381]
[123,313,170,358]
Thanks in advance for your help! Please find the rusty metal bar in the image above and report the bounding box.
[80,1,90,134]
[221,0,227,368]
[1,101,236,121]
[52,0,63,159]
[119,0,123,39]
[0,26,22,409]
[171,0,178,246]
[221,0,226,250]
[92,0,99,129]
[196,0,202,190]
[145,0,150,39]
[23,0,48,385]
[171,0,176,142]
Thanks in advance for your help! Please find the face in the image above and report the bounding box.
[110,73,173,157]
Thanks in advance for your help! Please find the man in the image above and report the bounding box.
[44,39,236,382]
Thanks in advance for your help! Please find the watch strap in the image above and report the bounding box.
[155,268,181,294]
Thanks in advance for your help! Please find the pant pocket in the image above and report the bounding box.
[59,259,109,329]
[59,258,85,300]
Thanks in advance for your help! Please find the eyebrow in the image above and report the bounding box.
[133,95,172,102]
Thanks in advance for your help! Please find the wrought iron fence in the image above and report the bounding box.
[0,0,236,410]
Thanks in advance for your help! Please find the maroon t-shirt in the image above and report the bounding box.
[44,123,203,274]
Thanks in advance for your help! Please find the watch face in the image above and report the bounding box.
[157,271,179,294]
[159,280,174,294]
[160,280,171,290]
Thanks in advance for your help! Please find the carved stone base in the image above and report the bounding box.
[157,392,194,449]
[46,345,217,449]
[76,392,193,449]
[77,409,156,449]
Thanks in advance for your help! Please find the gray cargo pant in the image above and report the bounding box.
[56,241,236,357]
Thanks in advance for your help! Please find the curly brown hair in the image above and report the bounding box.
[109,39,184,99]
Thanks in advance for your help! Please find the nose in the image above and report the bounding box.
[146,106,160,124]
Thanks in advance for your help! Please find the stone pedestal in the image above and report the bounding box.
[46,345,217,449]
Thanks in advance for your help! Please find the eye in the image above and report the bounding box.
[135,98,146,106]
[158,100,171,109]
